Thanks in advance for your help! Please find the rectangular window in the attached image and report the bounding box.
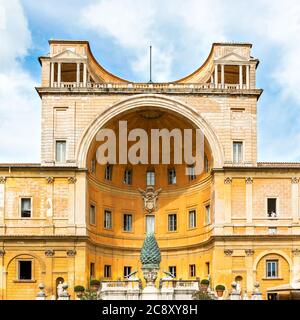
[89,204,96,225]
[233,141,243,164]
[206,262,210,276]
[91,157,96,174]
[146,215,155,234]
[124,169,132,185]
[90,262,95,279]
[21,198,32,218]
[189,209,196,228]
[124,266,132,278]
[146,171,155,186]
[266,260,278,278]
[169,266,176,278]
[204,155,209,173]
[168,214,177,232]
[205,205,211,225]
[104,209,112,229]
[104,265,111,278]
[268,227,277,235]
[168,169,176,184]
[187,166,196,181]
[105,165,113,181]
[55,140,66,163]
[18,260,32,280]
[189,264,196,277]
[267,198,277,217]
[123,214,133,232]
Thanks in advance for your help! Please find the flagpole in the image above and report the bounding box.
[149,45,152,83]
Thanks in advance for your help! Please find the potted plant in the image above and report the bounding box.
[200,279,210,292]
[90,279,100,291]
[74,285,85,299]
[215,284,225,298]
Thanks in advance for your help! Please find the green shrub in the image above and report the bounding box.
[74,285,85,292]
[200,279,209,285]
[192,290,213,300]
[90,279,100,286]
[215,284,225,291]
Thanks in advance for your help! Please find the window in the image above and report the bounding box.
[168,214,177,231]
[91,157,96,174]
[206,262,210,276]
[187,165,196,181]
[189,209,196,229]
[204,155,210,173]
[105,164,113,181]
[90,263,95,279]
[124,266,132,278]
[124,169,132,185]
[123,214,133,232]
[18,260,32,280]
[268,227,277,235]
[89,204,96,225]
[205,205,211,225]
[189,264,196,277]
[21,198,32,218]
[266,260,278,278]
[55,140,66,163]
[146,215,155,234]
[169,266,176,278]
[146,170,155,186]
[168,168,176,184]
[233,141,243,164]
[267,198,277,217]
[104,209,112,229]
[104,265,111,278]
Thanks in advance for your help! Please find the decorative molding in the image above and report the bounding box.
[0,177,7,184]
[0,249,5,257]
[224,177,232,184]
[245,249,254,256]
[245,177,253,184]
[45,249,55,257]
[292,249,300,256]
[291,177,299,184]
[66,249,76,257]
[46,176,54,184]
[138,186,162,213]
[224,249,233,256]
[67,177,77,184]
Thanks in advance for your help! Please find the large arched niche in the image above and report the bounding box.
[76,94,224,169]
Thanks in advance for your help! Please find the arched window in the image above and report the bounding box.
[146,169,155,186]
[168,167,176,184]
[123,168,132,185]
[105,164,113,181]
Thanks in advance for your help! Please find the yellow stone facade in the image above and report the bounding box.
[0,40,299,300]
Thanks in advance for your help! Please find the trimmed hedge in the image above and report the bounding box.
[90,279,100,286]
[74,285,85,292]
[215,284,225,291]
[200,279,209,285]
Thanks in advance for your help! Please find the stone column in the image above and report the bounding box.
[44,250,55,297]
[76,63,80,87]
[214,64,218,88]
[83,63,87,87]
[291,178,299,223]
[57,62,61,87]
[245,249,254,294]
[67,250,76,300]
[67,177,76,231]
[221,64,225,88]
[245,177,253,223]
[50,62,54,87]
[246,65,250,89]
[292,249,300,284]
[0,177,6,229]
[0,249,5,300]
[45,177,54,231]
[224,177,232,224]
[239,65,243,89]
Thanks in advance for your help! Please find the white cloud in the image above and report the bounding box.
[0,0,40,163]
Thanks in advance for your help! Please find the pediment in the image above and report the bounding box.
[52,49,85,60]
[216,52,248,62]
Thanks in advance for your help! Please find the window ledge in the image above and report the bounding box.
[13,280,36,283]
[262,277,283,281]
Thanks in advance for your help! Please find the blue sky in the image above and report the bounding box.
[1,0,300,163]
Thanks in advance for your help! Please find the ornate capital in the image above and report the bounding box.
[0,177,7,184]
[46,176,54,184]
[245,177,253,184]
[245,249,254,256]
[291,177,299,184]
[0,249,5,257]
[224,177,232,184]
[292,249,300,256]
[224,249,233,256]
[66,249,76,257]
[45,249,55,257]
[67,177,77,184]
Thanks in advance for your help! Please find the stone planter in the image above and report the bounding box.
[216,290,224,298]
[75,291,84,300]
